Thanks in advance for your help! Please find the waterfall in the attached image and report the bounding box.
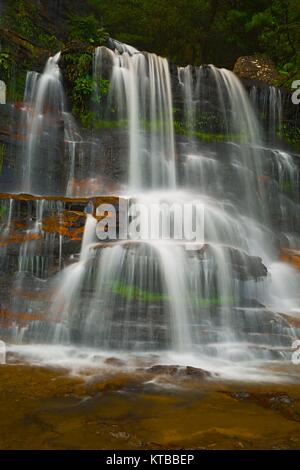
[178,65,197,153]
[250,85,283,142]
[63,111,83,197]
[19,53,82,196]
[94,46,176,190]
[21,53,64,194]
[2,41,300,378]
[177,65,266,220]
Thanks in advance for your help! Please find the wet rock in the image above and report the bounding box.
[110,431,131,441]
[185,366,212,379]
[147,365,179,376]
[269,395,294,405]
[104,357,126,368]
[280,314,300,329]
[193,244,268,280]
[239,299,265,308]
[146,364,211,380]
[231,391,251,400]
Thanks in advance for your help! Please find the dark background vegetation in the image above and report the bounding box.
[1,1,299,69]
[94,0,300,74]
[0,1,299,138]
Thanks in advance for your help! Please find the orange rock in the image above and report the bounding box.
[42,211,85,239]
[280,248,300,270]
[0,232,41,246]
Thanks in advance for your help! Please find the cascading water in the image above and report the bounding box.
[94,46,176,190]
[18,53,83,196]
[21,53,64,194]
[64,113,83,197]
[250,84,283,142]
[2,41,300,380]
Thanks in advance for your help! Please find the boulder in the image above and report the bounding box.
[233,56,281,85]
[146,364,212,380]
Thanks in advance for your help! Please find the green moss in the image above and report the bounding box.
[111,281,234,307]
[93,118,127,130]
[78,115,245,141]
[112,281,169,303]
[279,181,296,195]
[192,295,234,307]
[174,121,243,143]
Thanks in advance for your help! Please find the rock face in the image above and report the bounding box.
[233,56,281,85]
[0,104,68,195]
[0,104,21,193]
[0,28,49,73]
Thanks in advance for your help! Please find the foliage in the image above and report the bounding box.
[68,14,109,45]
[89,0,300,75]
[93,78,110,104]
[1,1,63,54]
[246,0,300,82]
[36,34,63,54]
[63,52,92,83]
[0,53,10,72]
[72,75,94,109]
[0,52,11,80]
[280,122,300,147]
[2,0,299,76]
[1,0,39,39]
[71,72,110,126]
[62,49,109,125]
[1,0,299,134]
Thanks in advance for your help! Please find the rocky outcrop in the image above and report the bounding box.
[233,56,281,85]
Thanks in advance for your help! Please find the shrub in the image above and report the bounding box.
[68,15,109,46]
